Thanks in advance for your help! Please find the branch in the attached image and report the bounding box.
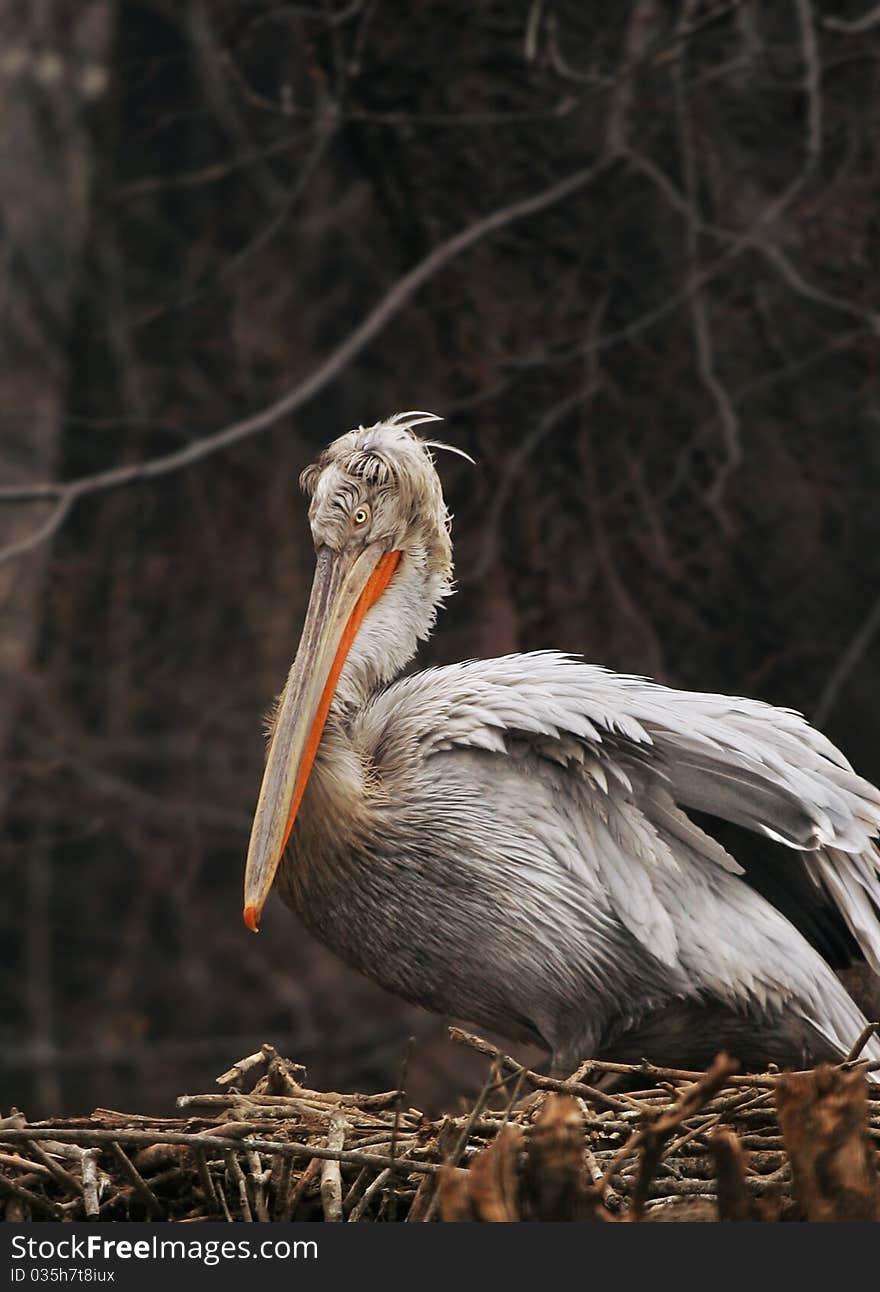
[0,156,613,562]
[814,592,880,726]
[0,497,73,568]
[794,0,822,170]
[671,5,741,518]
[0,1126,442,1177]
[824,5,880,34]
[626,150,880,333]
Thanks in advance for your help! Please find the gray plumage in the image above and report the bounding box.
[249,412,880,1074]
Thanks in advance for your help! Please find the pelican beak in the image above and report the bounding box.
[243,543,400,931]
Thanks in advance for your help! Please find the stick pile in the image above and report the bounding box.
[1,1032,878,1222]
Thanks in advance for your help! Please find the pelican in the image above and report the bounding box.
[243,412,880,1074]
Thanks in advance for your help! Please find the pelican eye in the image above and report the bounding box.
[352,506,370,526]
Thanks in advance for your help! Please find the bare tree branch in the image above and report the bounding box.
[814,592,880,726]
[672,1,741,518]
[824,4,880,35]
[794,0,822,171]
[0,497,73,569]
[626,150,880,334]
[0,156,613,566]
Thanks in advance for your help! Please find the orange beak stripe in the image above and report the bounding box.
[242,549,400,934]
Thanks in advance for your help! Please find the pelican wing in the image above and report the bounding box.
[364,651,880,975]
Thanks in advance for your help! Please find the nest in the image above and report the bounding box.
[1,1028,878,1223]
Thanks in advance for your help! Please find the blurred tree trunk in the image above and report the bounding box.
[0,1,112,1111]
[0,1,111,815]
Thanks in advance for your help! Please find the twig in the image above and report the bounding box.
[0,496,73,569]
[180,1088,404,1112]
[342,1166,370,1217]
[24,1140,81,1196]
[0,1173,63,1219]
[214,1173,233,1223]
[215,1051,271,1088]
[0,1152,54,1177]
[348,1167,390,1222]
[246,1150,271,1223]
[824,5,880,35]
[605,1054,738,1215]
[815,594,880,725]
[794,0,822,169]
[193,1148,219,1214]
[0,158,613,566]
[0,1127,443,1176]
[423,1061,512,1223]
[80,1149,101,1218]
[320,1113,346,1221]
[280,1157,321,1221]
[108,1142,161,1218]
[671,2,740,515]
[224,1150,253,1222]
[846,1023,880,1063]
[386,1036,413,1223]
[448,1027,644,1112]
[405,1170,436,1223]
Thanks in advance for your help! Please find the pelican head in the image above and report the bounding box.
[243,411,462,931]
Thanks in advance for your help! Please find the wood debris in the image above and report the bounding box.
[0,1031,877,1222]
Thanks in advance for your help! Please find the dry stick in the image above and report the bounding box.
[443,1063,516,1170]
[342,1167,370,1218]
[215,1051,270,1088]
[625,1175,786,1199]
[180,1089,403,1113]
[281,1158,321,1222]
[320,1113,346,1222]
[423,1060,524,1223]
[576,1106,624,1213]
[25,1140,82,1196]
[497,1067,529,1132]
[348,1168,391,1223]
[193,1148,219,1214]
[0,1152,54,1177]
[108,1142,162,1218]
[449,1027,644,1113]
[605,1055,738,1216]
[272,1155,292,1221]
[385,1037,414,1223]
[405,1171,435,1224]
[246,1150,271,1223]
[224,1151,253,1222]
[564,1053,878,1087]
[81,1150,101,1219]
[0,1127,442,1176]
[846,1022,880,1062]
[421,1065,500,1224]
[214,1173,233,1223]
[265,1055,308,1097]
[659,1085,772,1164]
[0,1172,63,1219]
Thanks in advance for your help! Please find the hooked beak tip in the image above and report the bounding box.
[243,903,261,933]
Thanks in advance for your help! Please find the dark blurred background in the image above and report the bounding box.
[2,0,880,1117]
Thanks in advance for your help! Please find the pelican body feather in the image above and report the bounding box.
[247,414,880,1074]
